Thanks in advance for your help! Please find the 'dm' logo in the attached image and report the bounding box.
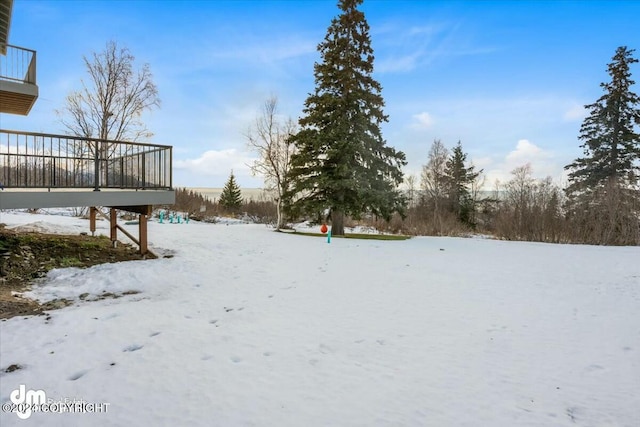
[10,385,46,420]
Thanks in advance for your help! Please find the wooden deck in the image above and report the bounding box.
[1,130,175,254]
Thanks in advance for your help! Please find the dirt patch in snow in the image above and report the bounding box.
[0,226,153,319]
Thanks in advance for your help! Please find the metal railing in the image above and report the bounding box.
[0,129,172,190]
[0,44,36,84]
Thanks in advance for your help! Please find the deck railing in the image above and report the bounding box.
[0,129,172,190]
[0,44,36,84]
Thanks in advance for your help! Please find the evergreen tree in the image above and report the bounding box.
[443,141,482,226]
[565,46,640,193]
[285,0,407,235]
[219,171,243,213]
[564,46,640,245]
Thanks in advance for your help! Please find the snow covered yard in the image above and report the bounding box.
[0,211,638,427]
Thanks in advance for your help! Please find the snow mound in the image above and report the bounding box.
[7,221,83,235]
[23,261,157,303]
[214,215,254,225]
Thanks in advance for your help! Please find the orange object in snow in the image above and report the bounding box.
[320,224,328,234]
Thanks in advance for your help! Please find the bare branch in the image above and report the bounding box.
[245,96,298,229]
[58,40,160,143]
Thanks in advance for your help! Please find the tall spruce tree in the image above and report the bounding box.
[219,171,243,213]
[285,0,407,235]
[565,46,640,193]
[443,141,482,226]
[565,46,640,245]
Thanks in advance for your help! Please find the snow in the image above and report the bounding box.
[1,210,639,426]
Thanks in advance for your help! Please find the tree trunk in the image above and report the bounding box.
[275,198,283,230]
[331,209,345,236]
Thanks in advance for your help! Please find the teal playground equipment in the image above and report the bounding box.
[158,211,189,224]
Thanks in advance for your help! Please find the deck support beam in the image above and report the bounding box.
[110,208,118,247]
[139,213,148,255]
[106,206,152,255]
[89,207,97,236]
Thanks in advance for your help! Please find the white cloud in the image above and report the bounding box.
[377,49,426,73]
[563,104,587,121]
[504,139,551,167]
[471,156,493,171]
[174,149,258,186]
[206,37,316,66]
[479,140,561,188]
[411,112,434,129]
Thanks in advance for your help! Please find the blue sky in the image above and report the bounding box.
[2,0,639,188]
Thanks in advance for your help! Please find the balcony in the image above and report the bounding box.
[0,129,174,210]
[0,129,175,255]
[0,43,38,115]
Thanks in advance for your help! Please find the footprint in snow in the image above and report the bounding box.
[584,364,606,374]
[230,356,242,363]
[209,319,218,324]
[68,370,89,381]
[319,344,333,354]
[149,331,161,337]
[123,344,144,352]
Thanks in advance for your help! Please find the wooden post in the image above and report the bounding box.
[139,213,148,255]
[89,207,97,236]
[110,208,118,247]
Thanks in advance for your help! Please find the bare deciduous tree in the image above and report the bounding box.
[58,40,160,142]
[404,174,418,208]
[245,96,297,230]
[468,163,486,227]
[55,40,159,214]
[505,163,536,237]
[421,139,449,232]
[566,178,639,245]
[493,164,566,242]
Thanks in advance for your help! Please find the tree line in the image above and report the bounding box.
[243,1,638,245]
[56,0,639,245]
